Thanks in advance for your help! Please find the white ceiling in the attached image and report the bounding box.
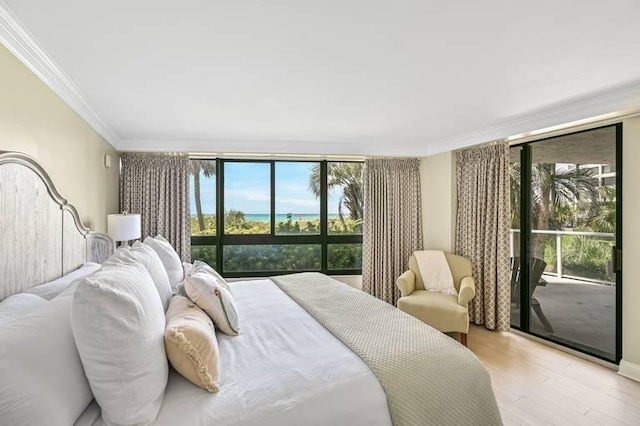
[1,0,640,156]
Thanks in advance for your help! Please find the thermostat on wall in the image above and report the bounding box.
[104,154,112,168]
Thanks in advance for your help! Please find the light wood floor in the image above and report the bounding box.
[465,325,640,425]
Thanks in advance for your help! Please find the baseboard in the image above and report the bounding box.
[618,359,640,383]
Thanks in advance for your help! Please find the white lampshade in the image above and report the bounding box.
[107,213,141,242]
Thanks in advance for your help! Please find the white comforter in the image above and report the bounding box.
[77,279,392,426]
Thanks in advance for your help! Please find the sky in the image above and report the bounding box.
[189,162,343,215]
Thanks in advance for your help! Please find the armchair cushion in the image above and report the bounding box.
[398,291,469,334]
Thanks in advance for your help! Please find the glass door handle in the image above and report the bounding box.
[612,245,622,272]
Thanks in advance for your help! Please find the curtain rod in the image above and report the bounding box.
[188,152,367,161]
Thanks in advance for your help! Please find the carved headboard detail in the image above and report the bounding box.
[0,151,114,301]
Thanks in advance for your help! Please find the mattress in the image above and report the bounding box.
[76,279,392,426]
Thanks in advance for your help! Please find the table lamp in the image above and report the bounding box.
[107,212,141,247]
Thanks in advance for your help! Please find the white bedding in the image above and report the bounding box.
[76,279,392,426]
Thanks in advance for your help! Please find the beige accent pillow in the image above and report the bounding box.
[165,295,220,393]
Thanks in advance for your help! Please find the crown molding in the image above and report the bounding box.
[426,81,640,156]
[0,1,120,148]
[119,138,411,157]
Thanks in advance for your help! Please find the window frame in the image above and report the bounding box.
[190,158,363,278]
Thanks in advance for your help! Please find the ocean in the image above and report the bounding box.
[192,213,338,222]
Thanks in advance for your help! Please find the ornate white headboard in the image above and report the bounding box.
[0,151,115,301]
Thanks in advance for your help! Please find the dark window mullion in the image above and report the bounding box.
[327,269,362,275]
[326,235,363,244]
[191,235,218,245]
[221,234,323,245]
[520,144,531,330]
[217,159,224,274]
[270,161,276,236]
[615,122,623,363]
[320,161,328,274]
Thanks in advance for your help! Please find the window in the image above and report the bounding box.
[275,162,320,235]
[224,244,322,272]
[189,159,363,277]
[328,162,363,234]
[189,160,217,236]
[224,162,271,235]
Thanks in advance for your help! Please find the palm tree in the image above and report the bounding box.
[511,162,600,258]
[584,186,616,233]
[308,163,363,225]
[188,160,216,232]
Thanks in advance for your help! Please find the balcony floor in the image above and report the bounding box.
[511,275,616,360]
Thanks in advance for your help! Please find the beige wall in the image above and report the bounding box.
[420,152,456,252]
[0,44,119,233]
[622,116,640,369]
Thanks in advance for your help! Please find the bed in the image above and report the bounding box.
[0,151,502,426]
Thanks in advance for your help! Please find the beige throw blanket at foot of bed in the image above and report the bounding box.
[271,272,502,426]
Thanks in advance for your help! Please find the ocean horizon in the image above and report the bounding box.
[191,213,338,222]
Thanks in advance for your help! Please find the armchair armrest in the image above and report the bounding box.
[458,276,475,306]
[396,270,416,298]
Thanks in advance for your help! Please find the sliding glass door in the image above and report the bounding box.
[510,124,622,363]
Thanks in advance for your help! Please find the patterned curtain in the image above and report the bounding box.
[362,158,423,305]
[120,153,191,261]
[455,144,510,331]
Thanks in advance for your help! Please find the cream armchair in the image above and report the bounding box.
[396,252,475,346]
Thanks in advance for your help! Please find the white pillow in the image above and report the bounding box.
[184,271,239,336]
[108,243,172,311]
[144,235,184,288]
[72,261,168,426]
[191,260,232,293]
[131,241,173,309]
[0,293,48,325]
[24,262,101,300]
[183,261,194,277]
[0,291,93,425]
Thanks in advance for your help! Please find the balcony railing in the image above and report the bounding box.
[509,229,615,285]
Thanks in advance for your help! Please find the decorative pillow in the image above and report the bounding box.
[0,293,48,325]
[0,291,93,425]
[191,260,232,293]
[24,262,101,300]
[183,261,194,278]
[184,272,239,336]
[71,261,168,426]
[165,295,220,392]
[108,242,173,311]
[144,235,184,288]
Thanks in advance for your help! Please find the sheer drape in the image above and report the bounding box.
[455,144,510,331]
[120,153,191,261]
[362,158,423,305]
